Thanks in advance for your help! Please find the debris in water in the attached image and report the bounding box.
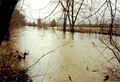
[103,75,109,81]
[68,74,72,81]
[86,66,89,70]
[92,69,99,72]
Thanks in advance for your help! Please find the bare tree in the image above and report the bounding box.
[50,19,57,28]
[37,18,42,27]
[59,0,85,32]
[59,0,69,31]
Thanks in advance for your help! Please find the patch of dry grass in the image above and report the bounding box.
[0,42,32,82]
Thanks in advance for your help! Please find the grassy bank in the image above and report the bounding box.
[53,26,120,36]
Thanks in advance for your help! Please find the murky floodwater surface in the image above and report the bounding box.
[10,26,119,82]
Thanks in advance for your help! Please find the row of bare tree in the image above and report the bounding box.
[56,0,120,33]
[59,0,85,32]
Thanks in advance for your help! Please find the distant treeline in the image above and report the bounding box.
[10,9,26,28]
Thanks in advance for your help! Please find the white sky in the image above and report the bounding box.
[16,0,120,23]
[17,0,59,22]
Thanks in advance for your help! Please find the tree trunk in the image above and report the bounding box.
[71,0,74,32]
[0,0,18,45]
[70,22,75,32]
[63,11,67,31]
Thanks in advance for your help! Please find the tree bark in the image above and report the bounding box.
[0,0,18,45]
[63,10,67,31]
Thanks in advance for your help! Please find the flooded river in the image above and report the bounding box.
[10,26,119,82]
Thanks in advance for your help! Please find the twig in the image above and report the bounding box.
[27,40,71,69]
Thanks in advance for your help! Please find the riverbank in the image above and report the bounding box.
[51,26,120,36]
[0,42,32,82]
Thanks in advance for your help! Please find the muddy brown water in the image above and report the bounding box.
[10,26,119,82]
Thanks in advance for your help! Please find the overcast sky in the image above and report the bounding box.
[16,0,120,23]
[16,0,59,22]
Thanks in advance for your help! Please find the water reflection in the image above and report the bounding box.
[10,26,119,82]
[63,31,66,39]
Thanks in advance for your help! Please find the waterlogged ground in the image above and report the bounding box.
[10,26,120,82]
